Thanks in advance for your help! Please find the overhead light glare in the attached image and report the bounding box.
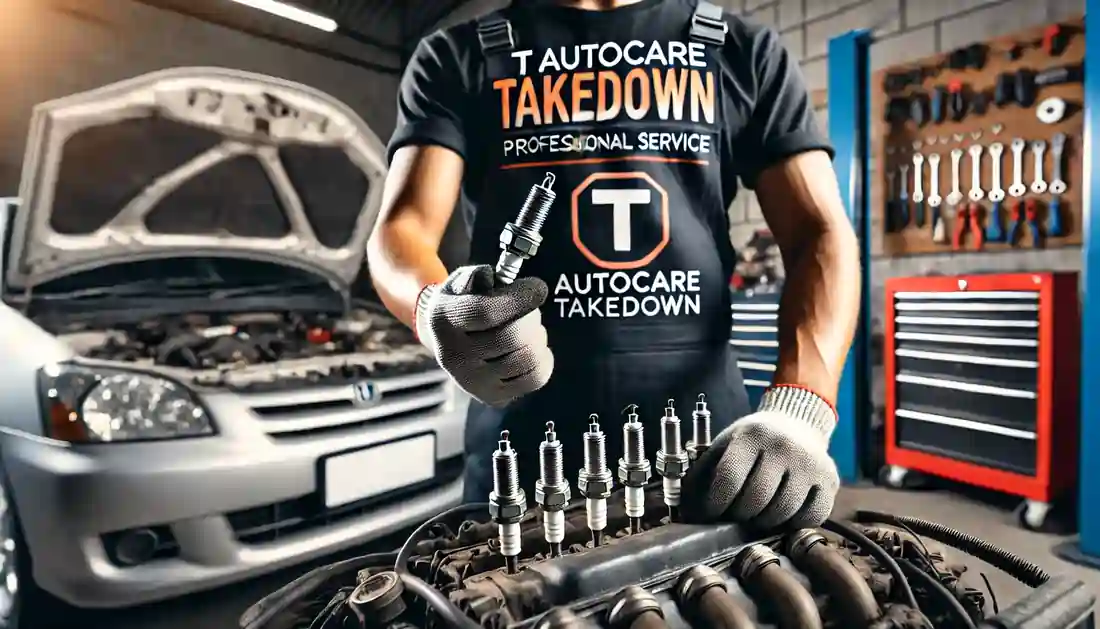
[227,0,338,32]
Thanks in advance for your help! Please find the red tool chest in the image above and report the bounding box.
[882,273,1080,529]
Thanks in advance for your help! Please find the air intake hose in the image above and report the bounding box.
[786,530,880,628]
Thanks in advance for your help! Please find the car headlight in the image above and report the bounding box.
[38,363,214,443]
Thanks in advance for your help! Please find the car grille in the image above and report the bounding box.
[242,370,450,439]
[226,454,465,544]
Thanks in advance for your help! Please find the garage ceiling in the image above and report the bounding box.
[136,0,478,74]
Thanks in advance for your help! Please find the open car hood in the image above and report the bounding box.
[5,67,387,291]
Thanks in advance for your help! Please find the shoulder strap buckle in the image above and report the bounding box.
[690,1,728,47]
[477,15,516,56]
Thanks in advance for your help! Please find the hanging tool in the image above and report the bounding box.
[885,97,910,124]
[1049,133,1067,237]
[947,80,967,121]
[927,153,946,243]
[885,170,898,232]
[986,142,1006,242]
[898,164,911,229]
[1036,97,1068,124]
[946,43,988,70]
[946,148,965,207]
[994,72,1014,107]
[967,144,985,203]
[968,203,985,249]
[1036,62,1084,86]
[1015,69,1038,107]
[909,92,930,126]
[1009,199,1043,247]
[931,85,948,123]
[1043,24,1071,57]
[912,153,926,227]
[883,67,927,93]
[951,205,969,250]
[1008,138,1028,198]
[1025,199,1043,247]
[1030,140,1048,194]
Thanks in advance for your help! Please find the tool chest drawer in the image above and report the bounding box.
[729,288,780,408]
[884,273,1079,504]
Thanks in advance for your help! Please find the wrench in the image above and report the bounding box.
[967,144,984,202]
[912,153,925,227]
[986,143,1006,242]
[927,154,946,243]
[1030,140,1047,194]
[898,164,911,228]
[1049,132,1067,195]
[946,148,964,206]
[1008,138,1027,198]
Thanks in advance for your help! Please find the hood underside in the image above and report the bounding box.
[6,67,387,290]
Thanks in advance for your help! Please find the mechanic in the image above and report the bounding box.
[367,0,860,529]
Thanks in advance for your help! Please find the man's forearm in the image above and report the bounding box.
[772,227,860,405]
[367,216,450,329]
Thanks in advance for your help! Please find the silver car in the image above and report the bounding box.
[0,68,466,627]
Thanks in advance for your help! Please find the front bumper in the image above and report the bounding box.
[1,376,467,609]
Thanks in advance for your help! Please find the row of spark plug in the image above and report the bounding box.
[489,395,715,574]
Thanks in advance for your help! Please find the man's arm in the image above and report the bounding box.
[756,151,860,405]
[366,145,463,328]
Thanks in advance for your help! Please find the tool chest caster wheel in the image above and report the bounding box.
[1014,500,1053,532]
[878,465,927,489]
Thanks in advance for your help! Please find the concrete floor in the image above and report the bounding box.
[81,486,1099,629]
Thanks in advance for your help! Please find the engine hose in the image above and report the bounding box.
[736,545,822,629]
[854,511,1051,587]
[822,519,921,610]
[787,530,880,627]
[675,565,755,629]
[694,588,756,629]
[395,502,492,574]
[400,572,482,629]
[896,557,977,629]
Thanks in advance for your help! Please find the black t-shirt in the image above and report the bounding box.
[389,0,831,404]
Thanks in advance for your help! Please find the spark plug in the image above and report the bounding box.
[686,393,713,461]
[495,172,556,285]
[535,421,571,557]
[489,430,527,574]
[577,415,613,547]
[618,404,651,535]
[656,399,690,521]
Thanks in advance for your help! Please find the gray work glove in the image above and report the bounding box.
[415,265,553,408]
[682,386,840,529]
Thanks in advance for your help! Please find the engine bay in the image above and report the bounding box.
[239,401,1096,629]
[52,305,436,391]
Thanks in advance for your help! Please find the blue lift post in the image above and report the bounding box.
[827,30,873,484]
[1054,0,1100,569]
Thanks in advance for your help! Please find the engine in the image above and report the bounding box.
[54,305,436,390]
[240,399,1096,629]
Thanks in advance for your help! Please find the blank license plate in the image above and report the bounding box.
[323,434,436,508]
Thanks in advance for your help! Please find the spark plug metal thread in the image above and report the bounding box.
[489,430,527,573]
[687,393,713,461]
[656,399,690,521]
[535,421,571,557]
[495,172,556,285]
[577,415,613,547]
[618,404,651,535]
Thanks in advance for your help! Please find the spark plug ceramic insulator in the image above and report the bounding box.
[687,393,713,461]
[535,421,571,557]
[656,399,690,520]
[489,430,527,573]
[577,415,613,547]
[618,404,651,534]
[495,172,556,285]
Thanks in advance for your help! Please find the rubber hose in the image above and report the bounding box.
[695,587,757,629]
[854,511,1051,587]
[822,519,920,610]
[800,542,880,627]
[395,502,491,574]
[753,563,823,629]
[896,558,977,629]
[629,611,668,629]
[400,572,482,629]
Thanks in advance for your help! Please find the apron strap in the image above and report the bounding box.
[689,1,729,47]
[476,10,517,80]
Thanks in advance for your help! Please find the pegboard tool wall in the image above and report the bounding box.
[870,18,1084,257]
